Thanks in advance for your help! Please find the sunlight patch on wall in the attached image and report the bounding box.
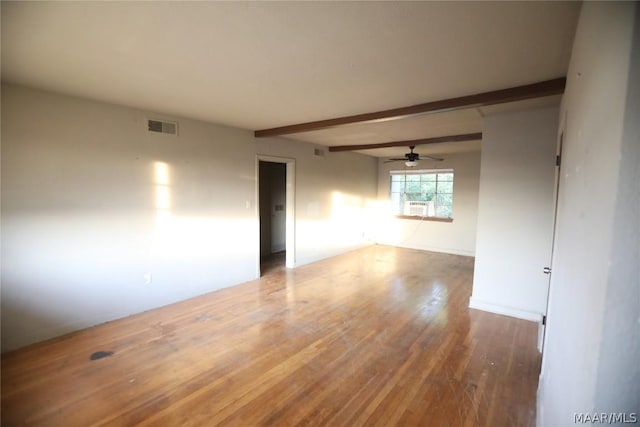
[330,191,371,241]
[153,161,172,220]
[151,216,256,258]
[150,161,256,259]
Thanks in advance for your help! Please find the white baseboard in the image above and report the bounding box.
[376,240,475,257]
[416,246,475,257]
[469,298,542,322]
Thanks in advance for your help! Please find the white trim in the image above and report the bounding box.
[256,155,296,274]
[389,168,453,175]
[469,297,542,322]
[285,161,295,269]
[384,242,474,257]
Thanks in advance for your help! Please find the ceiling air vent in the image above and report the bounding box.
[148,119,177,135]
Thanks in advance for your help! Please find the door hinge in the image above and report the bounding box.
[556,155,562,167]
[542,315,547,326]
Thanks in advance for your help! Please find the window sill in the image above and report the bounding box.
[394,215,453,223]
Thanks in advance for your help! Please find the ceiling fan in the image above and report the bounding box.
[384,146,444,167]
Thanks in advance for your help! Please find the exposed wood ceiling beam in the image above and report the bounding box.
[328,132,482,152]
[254,77,565,138]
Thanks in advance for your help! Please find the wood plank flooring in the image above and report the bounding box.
[1,245,541,426]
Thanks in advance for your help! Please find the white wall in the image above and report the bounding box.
[470,106,559,321]
[0,83,378,351]
[538,2,640,424]
[255,138,379,266]
[375,151,480,256]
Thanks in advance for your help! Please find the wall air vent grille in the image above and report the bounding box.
[148,119,177,135]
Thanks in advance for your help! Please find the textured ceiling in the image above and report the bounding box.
[1,1,581,157]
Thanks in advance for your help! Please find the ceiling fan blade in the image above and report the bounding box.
[419,155,444,161]
[384,158,405,163]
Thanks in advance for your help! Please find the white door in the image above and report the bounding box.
[539,131,564,352]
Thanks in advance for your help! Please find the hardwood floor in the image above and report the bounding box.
[1,245,541,426]
[260,251,286,276]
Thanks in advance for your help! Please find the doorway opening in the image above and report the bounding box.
[258,157,295,276]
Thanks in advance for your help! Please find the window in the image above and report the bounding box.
[390,169,454,219]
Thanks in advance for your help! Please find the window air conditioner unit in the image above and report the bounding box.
[404,201,435,216]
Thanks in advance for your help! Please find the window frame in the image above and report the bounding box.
[389,169,454,222]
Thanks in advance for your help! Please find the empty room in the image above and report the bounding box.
[1,2,638,426]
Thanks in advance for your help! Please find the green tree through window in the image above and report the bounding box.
[390,170,454,218]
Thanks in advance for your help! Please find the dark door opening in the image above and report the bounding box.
[259,161,287,276]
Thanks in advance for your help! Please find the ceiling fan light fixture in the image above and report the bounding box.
[405,160,418,167]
